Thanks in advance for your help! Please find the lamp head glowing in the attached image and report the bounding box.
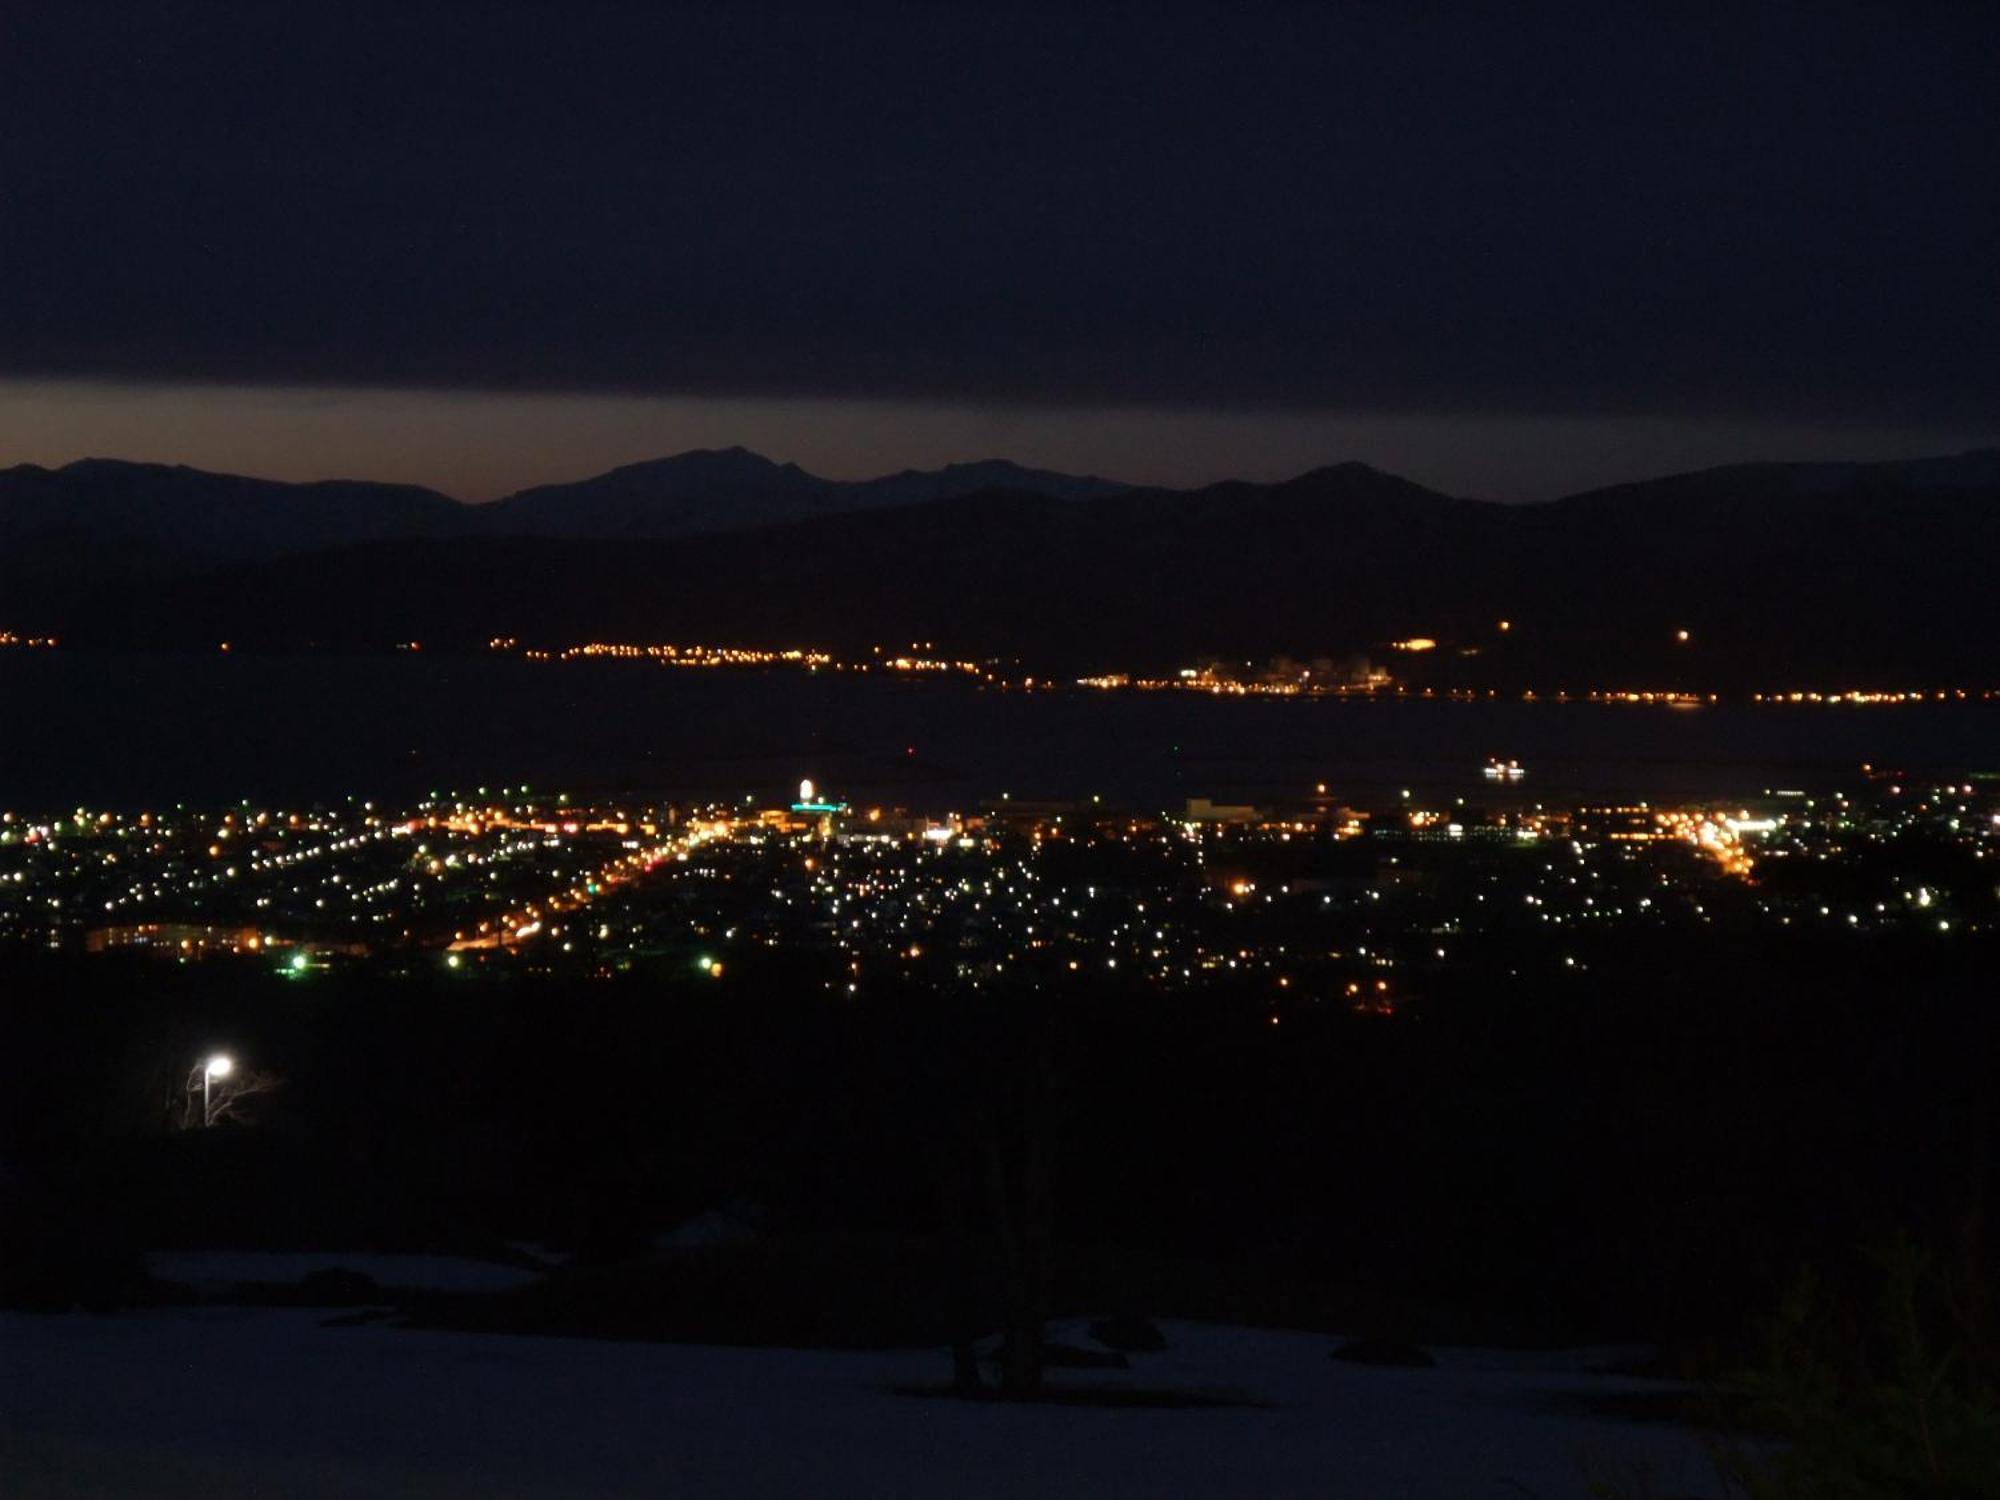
[205,1054,233,1079]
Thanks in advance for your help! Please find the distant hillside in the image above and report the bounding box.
[848,459,1128,509]
[468,448,834,538]
[0,450,1130,614]
[43,453,2000,690]
[468,448,1128,538]
[0,459,465,609]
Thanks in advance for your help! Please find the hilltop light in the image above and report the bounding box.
[198,1053,235,1128]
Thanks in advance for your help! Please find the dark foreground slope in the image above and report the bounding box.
[5,927,1995,1348]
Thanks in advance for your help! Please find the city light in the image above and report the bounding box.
[2,773,1988,991]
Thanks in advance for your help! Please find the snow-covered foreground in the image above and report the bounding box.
[144,1250,547,1294]
[2,1307,1727,1498]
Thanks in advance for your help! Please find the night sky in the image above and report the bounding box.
[4,1,1996,499]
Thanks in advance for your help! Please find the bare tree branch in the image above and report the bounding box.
[177,1064,283,1129]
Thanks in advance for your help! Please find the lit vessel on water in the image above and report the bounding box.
[1483,758,1526,780]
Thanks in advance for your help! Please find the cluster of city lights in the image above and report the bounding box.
[1749,689,1994,705]
[5,771,1989,995]
[10,627,1992,706]
[490,638,988,678]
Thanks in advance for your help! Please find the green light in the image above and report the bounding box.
[696,955,714,972]
[446,953,462,970]
[288,951,310,973]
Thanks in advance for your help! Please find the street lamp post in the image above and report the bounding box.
[202,1053,233,1128]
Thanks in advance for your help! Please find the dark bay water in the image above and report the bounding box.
[4,653,1996,812]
